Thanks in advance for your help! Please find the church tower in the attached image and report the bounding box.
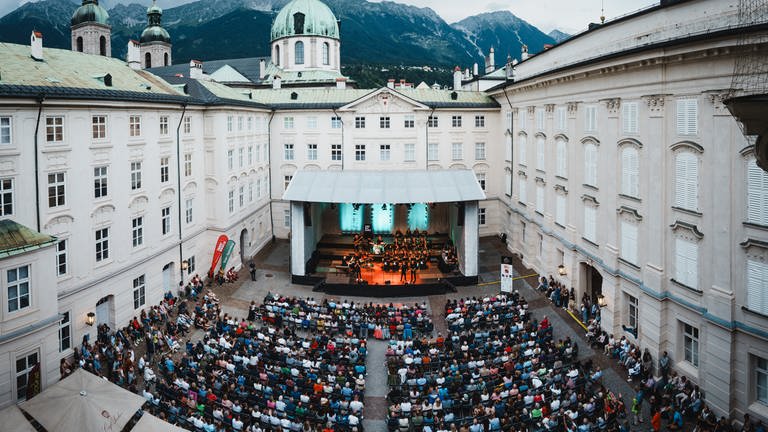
[270,0,341,73]
[71,0,111,57]
[140,1,172,69]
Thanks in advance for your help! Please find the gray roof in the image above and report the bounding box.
[0,219,57,258]
[148,57,269,83]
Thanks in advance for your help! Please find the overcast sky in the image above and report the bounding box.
[1,0,659,34]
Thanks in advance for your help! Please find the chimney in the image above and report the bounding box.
[453,66,462,91]
[486,46,495,73]
[387,79,395,89]
[273,75,282,89]
[521,44,529,61]
[259,59,266,80]
[127,40,141,70]
[472,63,478,77]
[336,77,347,90]
[189,60,203,80]
[30,31,43,61]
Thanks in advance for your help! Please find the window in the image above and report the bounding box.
[15,351,38,401]
[331,144,342,161]
[237,116,243,131]
[248,116,253,131]
[519,111,527,130]
[626,294,638,328]
[92,115,106,139]
[239,185,244,207]
[183,116,192,134]
[380,144,391,161]
[355,144,366,161]
[238,148,244,168]
[675,238,698,289]
[536,184,544,213]
[584,143,598,186]
[478,208,486,225]
[676,98,698,136]
[307,144,318,160]
[747,259,768,315]
[380,116,390,129]
[452,115,462,128]
[160,157,169,183]
[519,135,527,165]
[556,138,567,178]
[584,106,597,132]
[56,240,67,276]
[161,207,171,235]
[331,116,342,129]
[59,311,71,352]
[132,216,143,247]
[506,112,513,131]
[283,117,294,129]
[404,115,414,128]
[584,205,596,243]
[621,147,640,197]
[475,142,486,160]
[0,116,10,145]
[274,45,280,66]
[536,109,545,130]
[248,146,253,165]
[452,143,463,160]
[256,179,262,199]
[228,149,235,169]
[538,233,544,257]
[228,190,234,213]
[674,152,699,211]
[93,166,108,198]
[682,323,699,367]
[404,143,415,162]
[556,194,566,226]
[757,356,768,405]
[307,116,317,129]
[476,173,486,191]
[428,143,439,161]
[186,256,196,275]
[556,107,567,131]
[133,275,146,309]
[521,221,527,244]
[160,116,169,135]
[129,115,141,137]
[47,172,65,208]
[519,177,527,204]
[475,115,485,127]
[505,170,512,196]
[748,158,768,225]
[295,41,304,64]
[255,145,261,162]
[95,227,109,262]
[283,143,294,161]
[0,178,11,216]
[428,116,439,128]
[46,116,63,142]
[227,115,234,132]
[185,198,193,224]
[130,161,142,190]
[284,209,291,227]
[355,117,366,128]
[536,136,545,171]
[322,42,330,65]
[622,102,638,134]
[620,221,638,265]
[7,265,30,313]
[248,182,253,202]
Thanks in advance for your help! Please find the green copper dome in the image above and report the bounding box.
[71,0,109,27]
[271,0,339,41]
[140,1,171,43]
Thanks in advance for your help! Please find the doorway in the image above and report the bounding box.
[95,295,115,330]
[580,262,603,306]
[162,262,174,294]
[240,229,250,267]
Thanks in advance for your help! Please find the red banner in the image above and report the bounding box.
[208,235,229,278]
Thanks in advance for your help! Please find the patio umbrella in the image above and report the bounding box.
[0,404,36,432]
[131,412,189,432]
[19,368,145,432]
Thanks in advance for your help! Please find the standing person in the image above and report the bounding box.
[659,351,671,381]
[249,261,256,281]
[651,408,662,432]
[410,260,417,284]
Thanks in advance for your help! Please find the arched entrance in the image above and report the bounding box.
[95,295,115,330]
[579,261,603,307]
[162,262,174,294]
[240,229,250,267]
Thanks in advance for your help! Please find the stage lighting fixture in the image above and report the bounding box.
[381,204,387,211]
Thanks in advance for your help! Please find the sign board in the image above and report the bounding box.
[500,256,514,293]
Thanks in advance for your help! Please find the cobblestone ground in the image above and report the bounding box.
[169,237,653,432]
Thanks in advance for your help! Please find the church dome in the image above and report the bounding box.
[140,1,171,44]
[271,0,339,41]
[71,0,109,27]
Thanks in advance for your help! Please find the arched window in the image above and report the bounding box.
[145,52,152,69]
[322,42,330,65]
[274,45,280,66]
[674,152,698,211]
[556,137,567,178]
[748,157,768,225]
[99,36,106,56]
[621,146,639,197]
[295,41,304,65]
[583,142,597,186]
[76,36,83,52]
[164,52,169,66]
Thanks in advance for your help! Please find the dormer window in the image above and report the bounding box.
[293,12,305,34]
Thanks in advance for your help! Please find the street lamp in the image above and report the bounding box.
[85,312,96,326]
[597,293,607,307]
[558,264,567,276]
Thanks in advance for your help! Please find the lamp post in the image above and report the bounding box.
[558,264,567,276]
[85,312,96,326]
[597,293,607,308]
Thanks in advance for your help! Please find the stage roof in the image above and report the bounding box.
[283,169,486,204]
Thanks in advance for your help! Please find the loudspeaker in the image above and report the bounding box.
[457,203,465,226]
[303,203,312,226]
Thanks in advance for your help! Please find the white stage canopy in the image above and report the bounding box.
[0,404,35,432]
[282,169,486,203]
[132,412,189,432]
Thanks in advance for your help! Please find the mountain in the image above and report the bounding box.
[452,11,555,64]
[548,29,571,43]
[0,0,556,85]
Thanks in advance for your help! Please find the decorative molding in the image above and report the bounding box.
[90,203,116,218]
[617,205,642,221]
[670,140,704,153]
[567,102,579,118]
[670,220,704,239]
[545,103,556,115]
[518,170,527,177]
[581,194,600,205]
[618,138,643,149]
[43,214,75,230]
[527,106,536,116]
[740,238,768,250]
[705,90,731,116]
[602,98,621,117]
[642,94,670,117]
[580,136,600,145]
[553,133,569,142]
[554,184,568,194]
[535,176,546,185]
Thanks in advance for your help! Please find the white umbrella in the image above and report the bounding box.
[132,412,189,432]
[19,368,146,432]
[0,404,36,432]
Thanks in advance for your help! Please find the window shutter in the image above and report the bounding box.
[623,102,638,134]
[556,139,567,177]
[686,100,698,135]
[622,147,639,197]
[748,158,768,225]
[519,135,527,165]
[556,194,566,226]
[585,144,597,185]
[519,178,527,203]
[537,136,545,170]
[505,171,512,196]
[536,185,544,212]
[584,205,596,242]
[675,238,698,289]
[747,259,768,314]
[621,222,638,264]
[675,153,698,210]
[557,107,566,130]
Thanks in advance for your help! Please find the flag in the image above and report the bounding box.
[208,235,229,278]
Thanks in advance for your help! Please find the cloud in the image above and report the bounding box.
[485,1,507,12]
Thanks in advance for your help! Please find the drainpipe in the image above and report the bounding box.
[33,94,45,232]
[267,110,276,240]
[502,87,514,201]
[332,108,344,170]
[426,106,435,171]
[175,103,188,285]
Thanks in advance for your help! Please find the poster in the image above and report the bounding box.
[500,256,514,293]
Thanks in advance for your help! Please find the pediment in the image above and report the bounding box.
[339,87,429,113]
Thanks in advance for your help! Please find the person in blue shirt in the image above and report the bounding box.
[668,405,684,430]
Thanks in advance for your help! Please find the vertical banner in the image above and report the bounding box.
[500,256,514,293]
[219,239,236,273]
[208,234,229,278]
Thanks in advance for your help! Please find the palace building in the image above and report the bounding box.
[0,0,765,422]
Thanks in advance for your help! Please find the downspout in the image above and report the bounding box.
[175,103,188,284]
[33,94,45,232]
[426,106,436,171]
[267,110,276,240]
[332,108,344,170]
[503,87,514,200]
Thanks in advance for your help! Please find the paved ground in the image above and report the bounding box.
[206,237,646,432]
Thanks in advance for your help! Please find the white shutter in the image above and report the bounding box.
[675,238,698,289]
[556,194,566,226]
[519,112,526,130]
[505,171,512,196]
[584,205,596,242]
[536,184,544,213]
[585,106,597,132]
[519,135,527,165]
[747,259,768,314]
[622,147,639,197]
[536,109,545,130]
[557,107,567,131]
[621,221,638,264]
[519,177,527,203]
[622,102,638,134]
[537,136,546,170]
[677,99,698,135]
[748,158,768,225]
[556,139,567,177]
[585,144,597,186]
[675,153,698,211]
